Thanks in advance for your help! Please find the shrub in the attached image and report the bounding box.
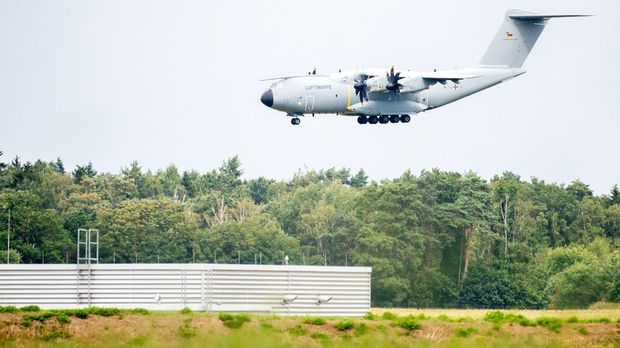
[56,314,71,324]
[381,312,397,320]
[180,307,192,315]
[482,311,533,327]
[41,328,71,341]
[398,316,422,331]
[536,317,562,333]
[454,327,477,337]
[87,307,121,317]
[178,318,196,338]
[437,314,451,322]
[218,312,234,321]
[335,319,354,331]
[566,316,580,323]
[73,309,89,319]
[20,305,40,312]
[303,317,326,325]
[354,322,368,336]
[219,313,251,329]
[288,324,308,336]
[0,306,18,313]
[129,308,150,315]
[311,332,329,340]
[363,312,376,320]
[21,316,33,327]
[587,317,611,323]
[483,311,505,323]
[577,326,588,335]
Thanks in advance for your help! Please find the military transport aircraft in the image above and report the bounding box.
[260,9,589,125]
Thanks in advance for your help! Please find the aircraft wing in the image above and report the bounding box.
[418,72,480,81]
[395,72,480,93]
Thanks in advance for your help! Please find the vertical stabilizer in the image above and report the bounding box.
[479,9,590,68]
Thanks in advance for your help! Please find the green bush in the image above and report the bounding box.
[437,314,451,322]
[398,316,422,331]
[73,309,89,319]
[219,313,251,329]
[381,312,397,320]
[41,328,71,341]
[354,322,368,336]
[218,312,234,321]
[0,306,18,313]
[302,317,326,325]
[454,327,477,337]
[483,311,505,323]
[577,326,588,335]
[536,317,562,333]
[363,312,376,320]
[311,332,329,340]
[20,305,41,312]
[288,324,308,336]
[86,307,121,317]
[482,311,533,327]
[21,316,33,327]
[587,317,610,323]
[335,319,354,331]
[566,316,580,323]
[180,307,192,315]
[128,308,150,315]
[56,314,71,324]
[177,318,196,338]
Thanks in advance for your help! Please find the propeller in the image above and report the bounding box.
[385,66,404,93]
[353,74,369,103]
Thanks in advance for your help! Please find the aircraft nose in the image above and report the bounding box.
[260,89,273,107]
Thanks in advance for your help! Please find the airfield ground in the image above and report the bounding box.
[0,307,619,347]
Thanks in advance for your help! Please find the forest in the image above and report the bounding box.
[0,150,619,309]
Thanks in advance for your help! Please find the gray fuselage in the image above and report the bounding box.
[262,67,525,117]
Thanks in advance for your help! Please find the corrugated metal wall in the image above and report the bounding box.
[0,264,371,316]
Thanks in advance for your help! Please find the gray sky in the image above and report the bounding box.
[1,0,618,193]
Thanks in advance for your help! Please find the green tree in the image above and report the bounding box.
[73,162,97,183]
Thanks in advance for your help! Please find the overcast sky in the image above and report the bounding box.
[1,0,618,193]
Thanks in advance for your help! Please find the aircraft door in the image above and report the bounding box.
[305,96,315,112]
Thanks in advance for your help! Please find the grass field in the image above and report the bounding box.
[0,307,619,347]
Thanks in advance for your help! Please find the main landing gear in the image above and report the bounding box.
[291,117,301,125]
[357,115,411,125]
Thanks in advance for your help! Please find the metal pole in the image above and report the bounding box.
[237,250,240,264]
[7,208,10,264]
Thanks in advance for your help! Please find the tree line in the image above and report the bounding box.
[0,150,619,309]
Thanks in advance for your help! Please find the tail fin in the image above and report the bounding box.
[479,9,591,68]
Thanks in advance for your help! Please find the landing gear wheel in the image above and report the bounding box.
[368,115,379,124]
[379,115,389,124]
[389,115,400,123]
[357,116,368,124]
[400,114,411,123]
[291,117,301,125]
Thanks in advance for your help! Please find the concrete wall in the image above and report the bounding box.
[0,263,371,316]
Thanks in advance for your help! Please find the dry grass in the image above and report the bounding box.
[372,307,620,320]
[0,309,618,347]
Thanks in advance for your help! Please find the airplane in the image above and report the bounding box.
[260,9,590,125]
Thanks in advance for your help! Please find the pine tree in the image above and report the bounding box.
[611,184,620,206]
[73,162,97,183]
[349,169,368,188]
[54,157,65,174]
[0,151,6,171]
